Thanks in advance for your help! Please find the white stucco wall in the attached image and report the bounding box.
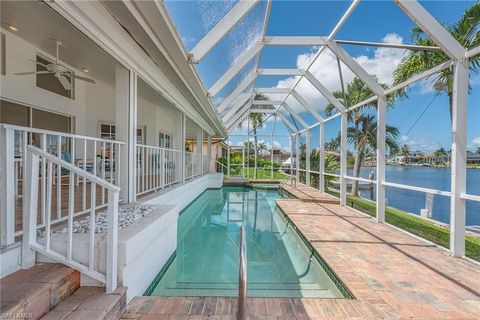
[137,95,183,149]
[1,28,183,150]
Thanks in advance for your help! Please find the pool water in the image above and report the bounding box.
[148,187,346,298]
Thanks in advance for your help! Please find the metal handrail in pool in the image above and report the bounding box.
[238,226,247,320]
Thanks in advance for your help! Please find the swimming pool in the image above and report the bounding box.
[146,186,348,298]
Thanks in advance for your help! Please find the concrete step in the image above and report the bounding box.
[40,286,127,320]
[0,263,80,320]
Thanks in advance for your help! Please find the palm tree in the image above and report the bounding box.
[347,114,399,195]
[401,144,411,164]
[325,77,398,196]
[238,93,272,179]
[433,148,448,157]
[257,142,268,154]
[326,134,341,152]
[393,3,480,119]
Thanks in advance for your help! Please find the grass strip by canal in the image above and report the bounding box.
[326,190,480,262]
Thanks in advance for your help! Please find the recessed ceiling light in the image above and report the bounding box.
[7,24,18,32]
[82,68,89,73]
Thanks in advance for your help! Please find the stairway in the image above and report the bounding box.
[0,263,126,320]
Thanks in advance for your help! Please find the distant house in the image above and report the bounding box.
[192,137,228,160]
[262,147,290,163]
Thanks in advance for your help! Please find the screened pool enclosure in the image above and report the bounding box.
[162,0,480,259]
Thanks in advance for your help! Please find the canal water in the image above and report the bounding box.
[348,166,479,226]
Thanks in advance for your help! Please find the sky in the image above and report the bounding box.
[165,0,480,154]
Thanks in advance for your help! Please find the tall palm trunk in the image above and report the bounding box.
[351,111,361,196]
[351,146,364,196]
[253,127,258,179]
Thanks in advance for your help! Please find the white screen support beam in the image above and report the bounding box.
[209,44,262,96]
[281,102,309,129]
[225,100,252,127]
[340,112,348,206]
[255,88,291,94]
[450,60,468,257]
[376,96,387,223]
[263,36,327,46]
[227,109,250,133]
[217,71,257,113]
[327,40,385,96]
[319,122,325,193]
[291,90,324,123]
[466,45,480,59]
[394,0,465,61]
[222,92,252,123]
[258,69,305,76]
[250,109,276,113]
[277,113,298,133]
[304,71,346,112]
[189,0,260,62]
[252,100,284,105]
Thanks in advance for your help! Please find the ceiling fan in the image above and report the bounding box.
[14,40,95,90]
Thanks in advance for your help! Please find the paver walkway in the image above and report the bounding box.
[280,183,340,204]
[124,188,480,319]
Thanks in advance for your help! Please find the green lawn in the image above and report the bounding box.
[326,190,480,262]
[227,167,288,180]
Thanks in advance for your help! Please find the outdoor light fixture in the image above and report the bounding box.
[81,68,89,73]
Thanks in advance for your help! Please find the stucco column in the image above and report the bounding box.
[115,66,136,203]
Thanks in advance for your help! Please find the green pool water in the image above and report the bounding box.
[148,186,347,298]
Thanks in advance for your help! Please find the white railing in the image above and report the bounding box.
[136,144,182,196]
[22,145,119,293]
[185,151,202,180]
[0,124,124,247]
[202,155,209,174]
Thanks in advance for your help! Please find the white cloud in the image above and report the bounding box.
[473,137,480,147]
[272,33,406,114]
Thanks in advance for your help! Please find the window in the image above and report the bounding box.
[32,108,71,133]
[0,100,29,126]
[100,123,116,140]
[1,99,73,156]
[0,99,72,132]
[99,123,144,143]
[159,131,172,149]
[36,55,74,99]
[136,128,144,145]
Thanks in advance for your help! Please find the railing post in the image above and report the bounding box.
[181,114,186,182]
[207,134,212,173]
[0,126,15,247]
[319,123,325,193]
[295,134,300,183]
[376,96,387,223]
[450,60,468,257]
[271,132,274,180]
[22,150,39,269]
[106,189,119,293]
[290,135,294,184]
[227,145,231,178]
[306,129,311,186]
[160,149,165,188]
[340,111,348,206]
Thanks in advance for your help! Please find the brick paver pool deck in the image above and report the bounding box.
[124,185,480,319]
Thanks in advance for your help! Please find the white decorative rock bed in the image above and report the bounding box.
[55,206,154,234]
